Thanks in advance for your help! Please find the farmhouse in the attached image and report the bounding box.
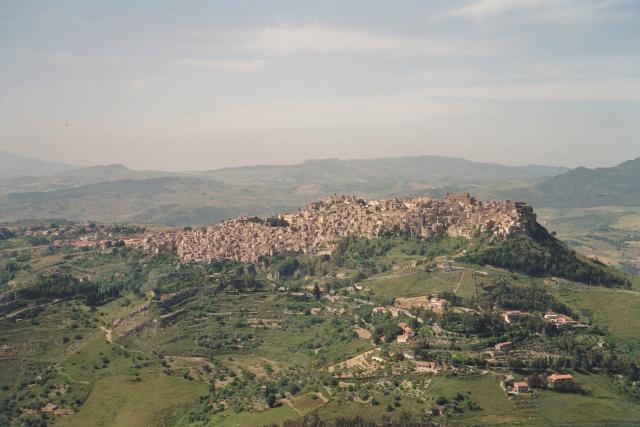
[495,341,513,352]
[398,322,415,337]
[544,310,579,329]
[428,297,448,313]
[513,381,529,394]
[503,310,523,324]
[397,333,411,343]
[415,361,438,374]
[372,306,388,315]
[403,350,416,360]
[548,373,574,387]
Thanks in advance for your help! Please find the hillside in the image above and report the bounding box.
[0,164,181,196]
[1,226,638,426]
[0,150,79,179]
[501,158,640,208]
[464,224,631,287]
[0,177,295,225]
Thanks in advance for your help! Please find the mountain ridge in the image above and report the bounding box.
[500,157,640,207]
[0,150,80,179]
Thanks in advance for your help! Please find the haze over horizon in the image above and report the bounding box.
[1,0,639,171]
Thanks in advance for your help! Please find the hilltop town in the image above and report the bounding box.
[139,193,536,263]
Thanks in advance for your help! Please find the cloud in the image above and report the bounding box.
[44,52,124,65]
[127,79,150,91]
[175,58,269,71]
[418,80,640,101]
[44,52,76,64]
[238,25,458,57]
[451,0,626,23]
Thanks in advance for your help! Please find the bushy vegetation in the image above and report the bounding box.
[331,236,394,271]
[465,229,631,287]
[263,412,437,427]
[473,280,572,315]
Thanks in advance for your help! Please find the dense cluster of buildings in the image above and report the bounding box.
[143,193,533,264]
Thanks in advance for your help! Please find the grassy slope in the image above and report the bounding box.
[550,281,640,355]
[58,374,206,427]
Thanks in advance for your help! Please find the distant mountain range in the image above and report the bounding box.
[0,150,79,179]
[0,151,637,225]
[0,163,180,195]
[499,158,640,208]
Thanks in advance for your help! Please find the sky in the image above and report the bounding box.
[0,0,639,171]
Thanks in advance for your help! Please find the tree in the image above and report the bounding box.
[312,283,321,300]
[266,393,277,408]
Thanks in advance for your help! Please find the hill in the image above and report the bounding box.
[0,150,79,179]
[501,158,640,208]
[0,155,568,225]
[0,177,291,225]
[0,164,180,196]
[464,224,631,287]
[204,156,568,188]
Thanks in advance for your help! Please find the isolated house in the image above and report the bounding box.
[544,311,579,329]
[428,298,448,313]
[548,373,574,387]
[415,361,438,374]
[398,322,415,337]
[513,381,529,393]
[403,349,416,360]
[397,333,410,343]
[503,310,523,324]
[494,341,513,352]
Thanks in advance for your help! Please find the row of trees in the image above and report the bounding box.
[263,413,437,427]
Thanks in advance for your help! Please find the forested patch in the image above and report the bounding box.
[473,280,572,315]
[465,229,631,287]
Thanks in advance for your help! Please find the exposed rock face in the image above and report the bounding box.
[141,193,534,264]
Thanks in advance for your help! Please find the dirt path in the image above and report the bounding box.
[453,273,464,294]
[0,299,61,321]
[59,372,90,385]
[166,356,215,369]
[259,357,279,366]
[365,270,420,281]
[99,326,112,343]
[282,399,303,416]
[499,374,513,392]
[453,272,465,294]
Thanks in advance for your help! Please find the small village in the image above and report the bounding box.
[315,275,585,405]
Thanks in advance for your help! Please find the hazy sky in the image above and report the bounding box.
[1,0,639,171]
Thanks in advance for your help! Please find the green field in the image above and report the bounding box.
[365,269,461,300]
[551,282,640,354]
[59,374,206,427]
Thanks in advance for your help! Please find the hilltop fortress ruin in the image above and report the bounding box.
[140,193,536,264]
